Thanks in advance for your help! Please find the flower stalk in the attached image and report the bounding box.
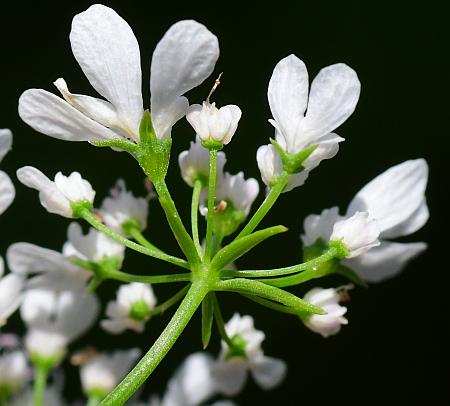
[235,172,289,239]
[32,363,49,406]
[100,282,209,405]
[205,148,219,262]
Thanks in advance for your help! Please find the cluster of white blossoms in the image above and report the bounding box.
[0,2,430,405]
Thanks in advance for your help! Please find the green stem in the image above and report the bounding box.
[100,282,209,405]
[215,278,324,315]
[154,180,200,267]
[242,294,299,315]
[149,285,190,316]
[235,172,289,239]
[127,227,166,254]
[191,180,203,257]
[33,364,49,406]
[205,149,218,262]
[221,247,338,278]
[211,293,234,348]
[260,262,338,287]
[107,270,191,285]
[80,209,189,270]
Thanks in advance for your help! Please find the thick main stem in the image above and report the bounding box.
[100,282,209,406]
[205,149,218,262]
[235,172,289,239]
[32,364,49,406]
[154,181,201,267]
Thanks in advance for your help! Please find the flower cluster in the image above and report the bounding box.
[0,3,429,405]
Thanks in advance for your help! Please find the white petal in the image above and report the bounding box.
[54,78,134,140]
[16,166,72,217]
[0,128,12,162]
[268,55,308,152]
[7,242,77,275]
[211,360,248,396]
[343,241,427,283]
[216,172,259,215]
[0,256,3,277]
[382,199,429,239]
[100,318,132,334]
[151,20,219,139]
[19,89,119,142]
[25,330,68,359]
[250,356,287,389]
[70,4,143,136]
[302,132,344,171]
[65,222,124,262]
[0,171,15,215]
[297,63,360,145]
[167,352,216,405]
[256,144,283,187]
[20,289,56,327]
[330,212,380,258]
[218,105,242,145]
[178,136,227,187]
[54,291,100,341]
[0,274,24,323]
[301,207,343,246]
[347,159,428,237]
[54,171,95,203]
[284,171,310,193]
[81,349,140,393]
[100,179,149,234]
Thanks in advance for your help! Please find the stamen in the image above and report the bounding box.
[336,283,354,302]
[70,346,97,366]
[206,72,223,104]
[214,200,227,213]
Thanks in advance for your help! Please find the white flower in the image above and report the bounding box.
[0,129,15,215]
[256,144,310,192]
[99,179,148,235]
[301,159,429,282]
[19,5,219,142]
[0,351,29,395]
[178,136,226,187]
[268,54,359,155]
[159,352,217,406]
[80,349,140,396]
[301,206,343,246]
[21,288,99,359]
[342,159,429,282]
[186,101,241,145]
[257,55,360,191]
[63,222,125,263]
[302,288,348,338]
[330,212,380,258]
[200,172,259,217]
[7,242,90,291]
[101,283,157,334]
[16,166,95,218]
[0,256,24,328]
[212,313,286,396]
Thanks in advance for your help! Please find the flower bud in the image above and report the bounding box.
[302,287,348,338]
[186,102,241,145]
[17,166,95,218]
[330,211,380,258]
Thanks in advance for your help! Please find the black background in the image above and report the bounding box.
[0,1,448,405]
